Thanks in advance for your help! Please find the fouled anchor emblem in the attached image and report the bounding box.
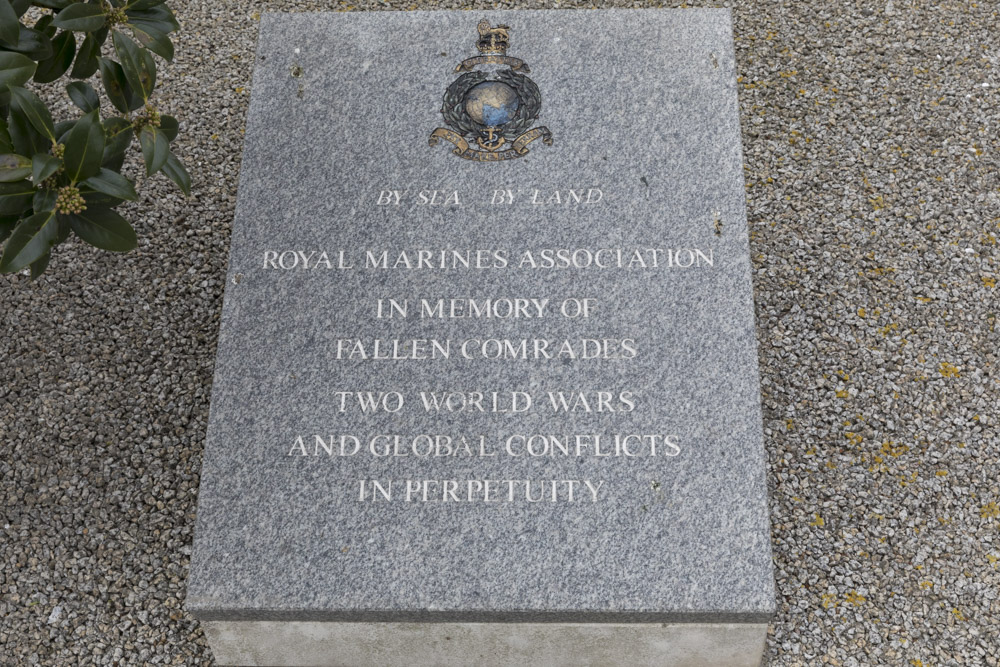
[429,20,553,162]
[477,126,504,152]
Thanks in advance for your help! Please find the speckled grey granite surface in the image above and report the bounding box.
[186,9,773,623]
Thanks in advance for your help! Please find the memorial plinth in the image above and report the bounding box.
[187,9,774,666]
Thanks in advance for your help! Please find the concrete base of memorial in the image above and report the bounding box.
[201,621,767,667]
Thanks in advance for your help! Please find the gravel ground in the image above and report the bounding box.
[2,0,998,665]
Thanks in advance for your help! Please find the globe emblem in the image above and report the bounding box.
[464,81,520,127]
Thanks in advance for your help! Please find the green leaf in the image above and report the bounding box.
[126,17,174,44]
[82,168,136,201]
[160,151,189,196]
[146,2,181,32]
[32,0,73,10]
[2,26,53,60]
[66,80,98,112]
[33,30,75,83]
[101,116,132,168]
[0,117,13,154]
[128,5,178,32]
[70,28,104,79]
[0,209,58,272]
[81,190,121,207]
[32,152,60,183]
[52,3,105,32]
[33,14,55,38]
[127,0,166,11]
[68,206,136,251]
[54,119,74,143]
[0,214,16,242]
[112,31,154,101]
[55,214,70,243]
[29,250,49,278]
[9,86,55,141]
[33,186,55,211]
[0,153,30,181]
[9,0,28,16]
[0,50,36,92]
[0,178,33,215]
[7,106,47,157]
[159,114,178,141]
[138,125,167,175]
[97,57,140,113]
[130,22,171,61]
[102,151,124,173]
[0,0,20,46]
[63,109,104,182]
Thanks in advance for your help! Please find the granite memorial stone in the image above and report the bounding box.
[187,9,774,666]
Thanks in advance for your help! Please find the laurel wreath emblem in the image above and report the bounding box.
[430,21,552,162]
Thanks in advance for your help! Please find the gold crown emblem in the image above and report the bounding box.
[477,20,510,55]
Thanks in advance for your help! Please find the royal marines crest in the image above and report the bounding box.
[429,20,553,162]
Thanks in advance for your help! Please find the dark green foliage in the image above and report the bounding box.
[0,50,36,94]
[0,151,30,180]
[62,108,102,181]
[65,79,96,111]
[0,0,185,277]
[0,178,34,213]
[33,29,74,83]
[82,167,136,201]
[51,4,104,32]
[69,28,102,78]
[0,1,21,46]
[10,84,55,139]
[0,207,56,272]
[138,123,165,174]
[160,150,186,195]
[31,151,58,182]
[67,206,136,251]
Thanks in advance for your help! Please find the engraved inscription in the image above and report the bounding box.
[257,187,718,503]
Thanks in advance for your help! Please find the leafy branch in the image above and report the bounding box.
[0,0,188,277]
